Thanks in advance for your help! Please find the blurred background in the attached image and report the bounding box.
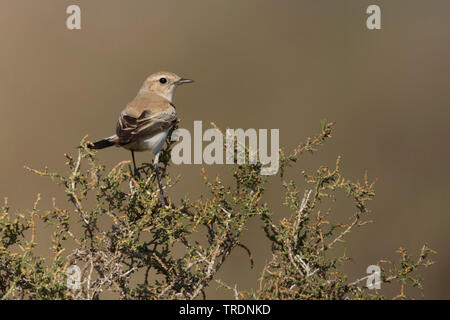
[0,0,449,299]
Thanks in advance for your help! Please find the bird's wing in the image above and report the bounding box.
[116,105,177,146]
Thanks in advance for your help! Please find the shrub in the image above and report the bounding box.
[0,121,434,299]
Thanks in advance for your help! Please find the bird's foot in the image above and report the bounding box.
[133,168,141,179]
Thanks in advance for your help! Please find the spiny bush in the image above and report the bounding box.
[0,122,434,299]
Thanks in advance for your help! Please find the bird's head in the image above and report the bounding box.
[139,71,193,101]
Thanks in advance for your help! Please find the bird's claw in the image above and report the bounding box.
[133,168,141,179]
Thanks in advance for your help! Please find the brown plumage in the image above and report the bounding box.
[116,94,177,147]
[88,71,193,205]
[89,71,192,154]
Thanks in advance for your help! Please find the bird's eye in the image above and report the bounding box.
[159,78,167,84]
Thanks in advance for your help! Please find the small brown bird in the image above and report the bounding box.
[89,71,193,204]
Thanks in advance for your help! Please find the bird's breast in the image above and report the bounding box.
[123,129,169,154]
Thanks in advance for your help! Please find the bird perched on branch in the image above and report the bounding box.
[88,71,194,205]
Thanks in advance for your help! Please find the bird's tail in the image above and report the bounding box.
[88,135,117,150]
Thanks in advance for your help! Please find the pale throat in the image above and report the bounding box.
[152,88,175,102]
[139,85,175,102]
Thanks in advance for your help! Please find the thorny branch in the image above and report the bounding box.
[0,123,435,300]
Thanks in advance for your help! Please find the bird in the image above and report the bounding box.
[88,71,194,205]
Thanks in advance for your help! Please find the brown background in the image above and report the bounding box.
[0,0,449,299]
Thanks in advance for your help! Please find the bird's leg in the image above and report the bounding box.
[131,151,141,179]
[153,152,168,206]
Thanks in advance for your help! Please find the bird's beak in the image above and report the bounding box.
[175,78,194,85]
